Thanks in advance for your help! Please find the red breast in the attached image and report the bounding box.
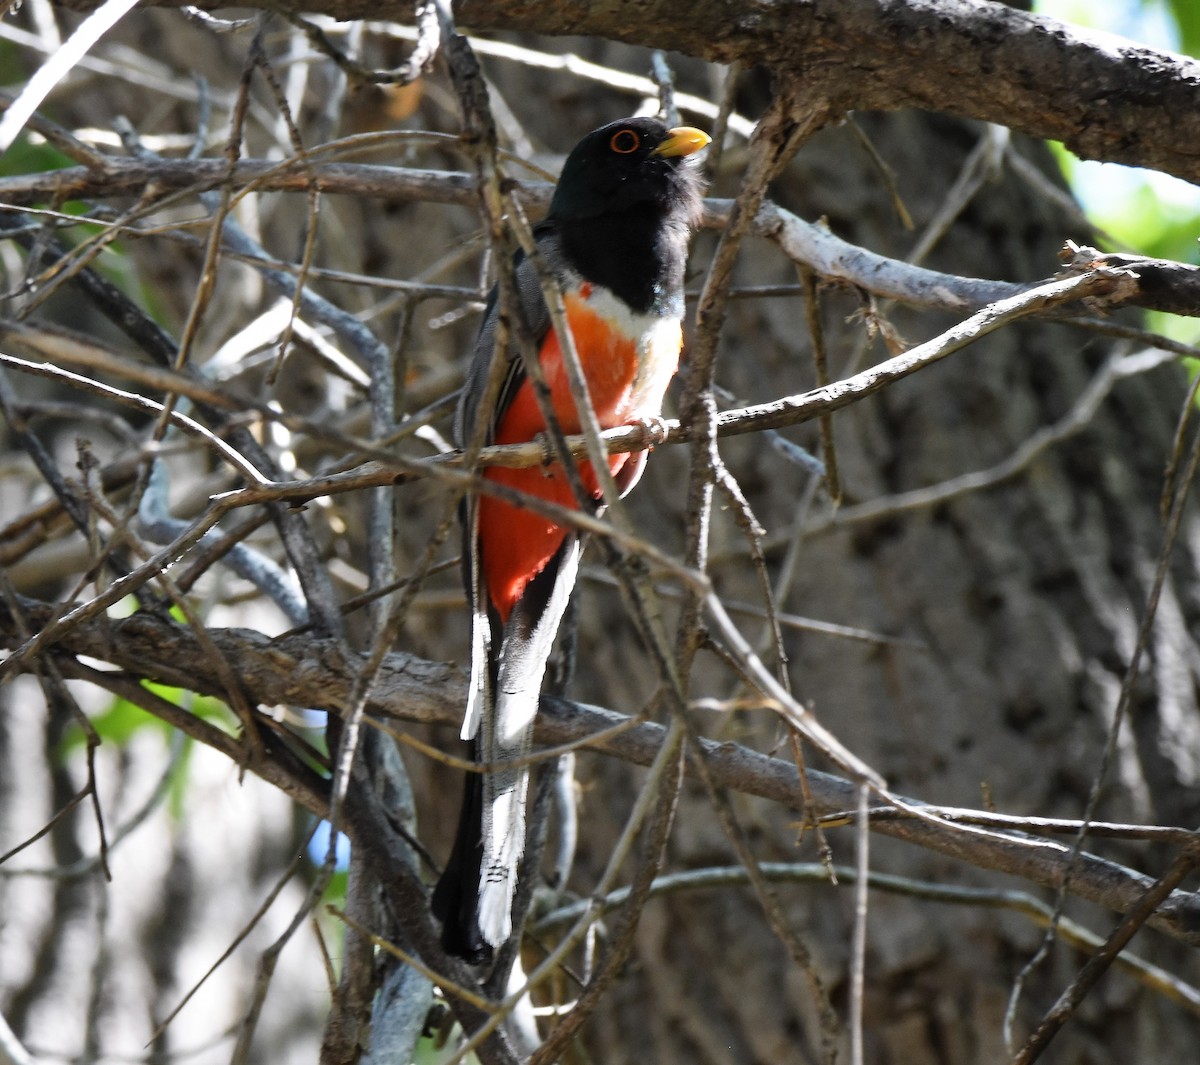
[479,285,682,622]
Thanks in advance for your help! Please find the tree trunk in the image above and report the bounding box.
[512,71,1200,1064]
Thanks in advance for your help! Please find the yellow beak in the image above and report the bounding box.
[652,126,712,158]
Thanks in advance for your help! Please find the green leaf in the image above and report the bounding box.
[60,683,237,756]
[165,737,195,821]
[0,132,73,180]
[1164,0,1200,56]
[322,868,349,908]
[70,694,172,752]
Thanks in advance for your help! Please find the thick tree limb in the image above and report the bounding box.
[50,0,1200,185]
[4,597,1198,948]
[455,0,1200,186]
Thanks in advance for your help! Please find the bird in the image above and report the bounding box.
[433,116,710,963]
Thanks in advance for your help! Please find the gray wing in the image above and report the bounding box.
[454,225,568,450]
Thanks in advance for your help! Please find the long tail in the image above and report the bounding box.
[435,536,581,960]
[431,752,489,961]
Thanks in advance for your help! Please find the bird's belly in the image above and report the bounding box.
[494,290,680,443]
[551,290,681,427]
[479,287,681,622]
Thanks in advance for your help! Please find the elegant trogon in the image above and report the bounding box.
[433,117,710,962]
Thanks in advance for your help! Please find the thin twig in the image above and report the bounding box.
[150,827,317,1044]
[532,861,1200,1018]
[803,346,1175,535]
[1005,366,1200,1048]
[799,266,841,505]
[0,351,268,485]
[1010,844,1200,1065]
[849,785,869,1065]
[0,0,141,153]
[525,724,686,1065]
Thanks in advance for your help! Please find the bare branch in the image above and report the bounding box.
[531,862,1200,1018]
[5,600,1198,947]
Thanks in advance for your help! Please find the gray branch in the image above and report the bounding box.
[3,598,1197,948]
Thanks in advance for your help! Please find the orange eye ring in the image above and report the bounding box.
[609,129,640,154]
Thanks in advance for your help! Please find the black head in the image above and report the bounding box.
[547,118,709,314]
[549,117,709,227]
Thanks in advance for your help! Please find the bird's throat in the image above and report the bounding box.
[558,205,689,317]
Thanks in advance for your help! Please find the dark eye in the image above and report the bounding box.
[609,129,640,154]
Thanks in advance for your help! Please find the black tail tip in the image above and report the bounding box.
[432,872,495,966]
